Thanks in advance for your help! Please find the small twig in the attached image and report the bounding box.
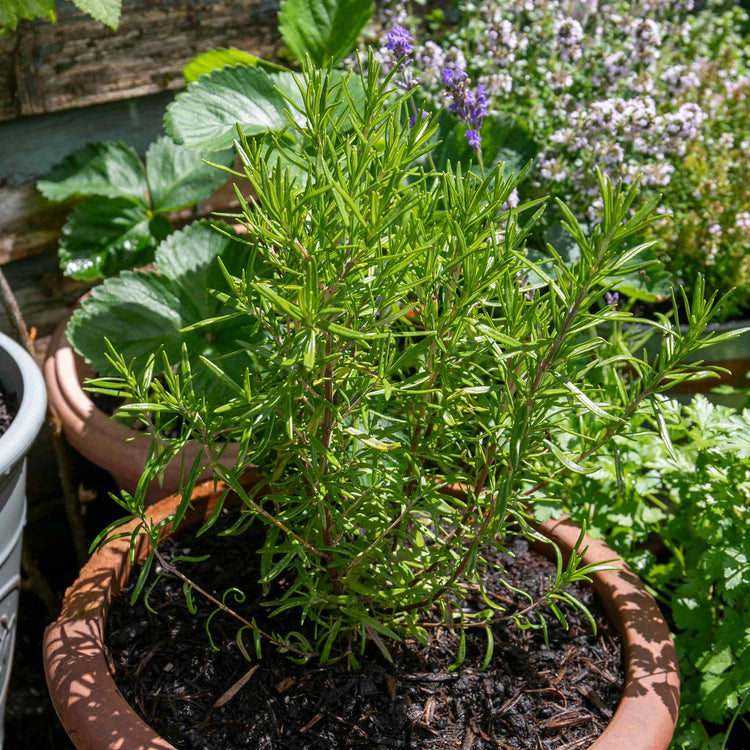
[299,712,324,733]
[0,267,33,359]
[50,415,89,566]
[20,544,59,618]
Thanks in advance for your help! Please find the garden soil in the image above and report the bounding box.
[108,519,624,750]
[0,384,18,437]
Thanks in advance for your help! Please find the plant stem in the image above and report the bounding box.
[151,547,314,658]
[0,267,33,359]
[319,330,342,594]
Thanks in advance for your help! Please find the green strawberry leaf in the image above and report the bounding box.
[183,47,268,83]
[59,198,170,281]
[601,246,672,303]
[278,0,373,66]
[38,142,148,205]
[71,0,122,30]
[67,221,262,398]
[165,65,305,152]
[152,221,251,315]
[0,0,55,34]
[145,137,234,213]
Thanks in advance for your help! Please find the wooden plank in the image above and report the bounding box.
[0,0,282,122]
[0,90,174,265]
[0,184,67,266]
[0,88,253,266]
[0,172,246,267]
[0,250,90,339]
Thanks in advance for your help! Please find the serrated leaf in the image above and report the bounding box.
[72,0,122,29]
[183,47,264,83]
[165,65,305,152]
[278,0,373,66]
[58,198,169,280]
[673,592,713,633]
[0,0,55,33]
[697,669,745,724]
[696,645,734,676]
[145,137,234,213]
[38,142,148,204]
[67,221,259,395]
[607,248,672,303]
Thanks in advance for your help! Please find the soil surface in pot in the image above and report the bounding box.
[0,382,18,438]
[108,515,623,750]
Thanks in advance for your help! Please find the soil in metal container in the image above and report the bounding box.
[0,383,18,438]
[108,516,624,749]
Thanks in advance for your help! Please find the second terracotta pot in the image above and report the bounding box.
[44,482,681,749]
[44,311,240,503]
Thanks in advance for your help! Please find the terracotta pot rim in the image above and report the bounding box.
[44,483,680,749]
[43,310,155,453]
[43,308,241,500]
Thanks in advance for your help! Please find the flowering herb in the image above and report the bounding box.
[441,66,488,150]
[370,0,749,317]
[93,54,736,670]
[384,24,413,60]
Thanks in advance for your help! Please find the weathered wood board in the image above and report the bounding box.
[1,0,282,122]
[1,75,174,269]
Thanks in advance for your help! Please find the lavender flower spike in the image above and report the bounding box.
[442,67,487,150]
[385,26,414,60]
[409,110,430,128]
[466,129,482,148]
[441,67,465,87]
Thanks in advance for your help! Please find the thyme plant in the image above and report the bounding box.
[94,55,735,666]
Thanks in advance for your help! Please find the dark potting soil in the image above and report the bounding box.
[0,382,18,438]
[108,517,623,750]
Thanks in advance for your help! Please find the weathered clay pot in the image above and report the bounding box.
[44,312,241,503]
[43,482,680,749]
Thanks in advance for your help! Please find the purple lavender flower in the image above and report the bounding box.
[604,291,620,307]
[442,67,488,150]
[409,110,430,128]
[466,129,482,148]
[441,67,464,86]
[385,25,414,60]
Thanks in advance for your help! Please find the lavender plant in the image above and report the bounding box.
[92,55,735,666]
[369,0,749,317]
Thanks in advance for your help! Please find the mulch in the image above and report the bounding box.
[107,518,624,749]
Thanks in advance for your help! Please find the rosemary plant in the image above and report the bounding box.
[92,54,735,666]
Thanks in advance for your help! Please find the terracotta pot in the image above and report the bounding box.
[44,482,680,749]
[44,311,241,503]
